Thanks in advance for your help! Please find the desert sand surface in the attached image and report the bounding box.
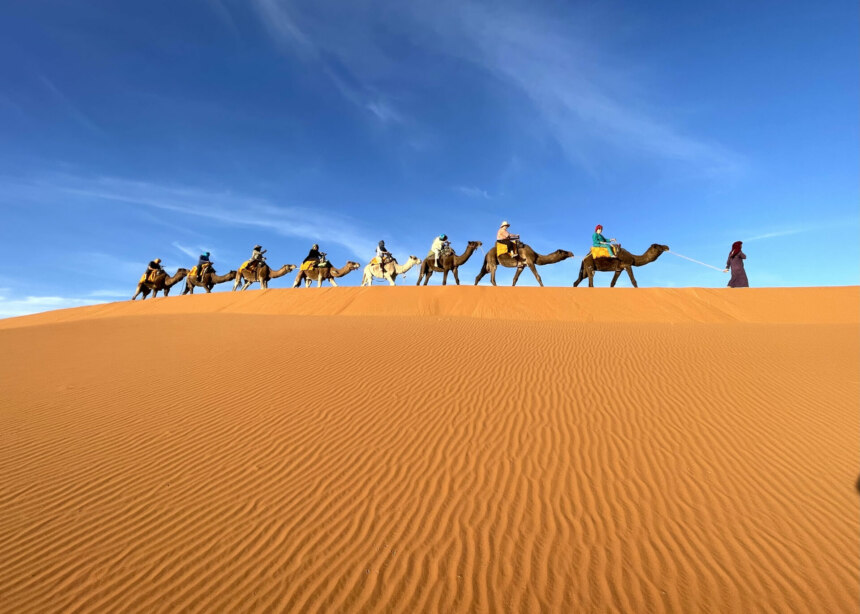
[1,286,857,613]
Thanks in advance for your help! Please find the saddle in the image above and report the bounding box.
[590,246,617,259]
[496,241,520,257]
[191,262,212,277]
[371,256,394,267]
[140,271,159,284]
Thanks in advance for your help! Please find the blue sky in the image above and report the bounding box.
[0,0,857,316]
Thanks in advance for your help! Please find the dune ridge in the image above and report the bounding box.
[1,287,857,612]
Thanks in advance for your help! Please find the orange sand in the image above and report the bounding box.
[1,287,857,613]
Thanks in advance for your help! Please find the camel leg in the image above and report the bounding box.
[626,268,638,288]
[317,278,323,288]
[573,265,586,287]
[442,269,449,286]
[232,278,240,291]
[529,263,544,287]
[474,256,492,286]
[423,270,433,286]
[329,277,338,287]
[453,267,460,285]
[610,269,623,287]
[489,264,498,286]
[587,267,595,287]
[512,265,525,286]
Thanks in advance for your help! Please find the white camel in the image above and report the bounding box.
[361,255,421,286]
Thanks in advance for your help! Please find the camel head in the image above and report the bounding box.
[650,244,670,254]
[284,264,297,272]
[175,268,189,277]
[554,250,575,260]
[346,261,361,271]
[467,240,482,248]
[407,256,421,265]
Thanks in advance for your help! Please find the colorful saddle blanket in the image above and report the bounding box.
[371,257,393,267]
[496,242,509,257]
[190,263,212,277]
[140,271,161,283]
[300,260,316,271]
[590,246,615,259]
[238,260,253,273]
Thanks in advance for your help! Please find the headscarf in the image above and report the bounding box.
[728,241,742,259]
[595,224,603,232]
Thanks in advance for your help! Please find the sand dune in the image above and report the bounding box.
[1,287,857,613]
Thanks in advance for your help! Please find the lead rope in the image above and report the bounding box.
[666,250,725,272]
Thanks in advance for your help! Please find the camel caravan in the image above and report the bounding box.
[132,222,669,299]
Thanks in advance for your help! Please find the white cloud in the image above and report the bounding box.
[246,1,740,174]
[173,242,203,260]
[59,176,376,259]
[0,294,105,319]
[454,186,491,199]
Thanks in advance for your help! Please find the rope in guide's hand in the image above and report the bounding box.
[666,250,726,272]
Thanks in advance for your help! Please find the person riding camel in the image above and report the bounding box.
[302,244,323,270]
[592,225,618,258]
[429,234,450,267]
[144,258,163,282]
[497,221,520,259]
[196,251,212,281]
[376,240,392,266]
[249,245,266,270]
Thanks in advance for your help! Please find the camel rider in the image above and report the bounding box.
[196,251,211,280]
[429,234,450,267]
[592,225,618,257]
[376,241,392,267]
[302,244,323,270]
[497,221,520,259]
[249,245,266,270]
[145,258,163,282]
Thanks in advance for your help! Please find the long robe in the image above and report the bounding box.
[726,251,749,287]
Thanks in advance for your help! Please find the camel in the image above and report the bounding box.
[183,267,237,294]
[294,261,361,288]
[474,243,573,287]
[233,263,297,291]
[573,244,670,288]
[132,268,188,300]
[361,256,421,286]
[416,241,482,286]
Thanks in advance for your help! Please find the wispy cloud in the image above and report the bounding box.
[57,175,376,258]
[0,293,103,319]
[742,228,807,242]
[246,1,740,174]
[454,185,492,199]
[251,0,403,124]
[38,75,103,135]
[173,241,203,260]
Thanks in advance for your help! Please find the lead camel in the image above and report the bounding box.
[573,244,669,287]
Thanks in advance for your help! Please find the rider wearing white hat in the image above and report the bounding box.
[496,220,520,259]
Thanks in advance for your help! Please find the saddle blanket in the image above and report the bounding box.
[496,242,509,257]
[590,246,615,259]
[190,263,212,277]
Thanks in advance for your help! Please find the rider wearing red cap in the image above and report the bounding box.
[592,225,618,258]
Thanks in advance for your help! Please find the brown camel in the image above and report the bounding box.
[233,263,297,291]
[416,241,482,286]
[573,244,670,287]
[183,267,238,294]
[294,261,361,288]
[132,268,188,300]
[474,243,573,287]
